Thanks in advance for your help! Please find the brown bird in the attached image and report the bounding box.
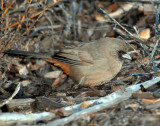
[4,37,131,87]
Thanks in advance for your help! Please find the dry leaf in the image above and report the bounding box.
[44,71,62,78]
[139,28,150,40]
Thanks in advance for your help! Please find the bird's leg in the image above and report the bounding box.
[72,76,87,90]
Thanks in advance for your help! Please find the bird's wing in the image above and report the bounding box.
[55,40,109,65]
[54,48,94,65]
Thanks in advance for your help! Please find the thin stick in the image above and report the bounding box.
[0,83,21,107]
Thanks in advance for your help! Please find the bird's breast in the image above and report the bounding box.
[69,59,123,87]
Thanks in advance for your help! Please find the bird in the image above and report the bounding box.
[3,37,131,87]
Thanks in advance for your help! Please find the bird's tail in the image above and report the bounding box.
[3,50,89,65]
[3,50,53,59]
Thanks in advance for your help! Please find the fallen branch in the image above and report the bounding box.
[47,77,160,126]
[0,112,56,125]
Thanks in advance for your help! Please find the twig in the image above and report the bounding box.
[155,0,159,39]
[59,4,73,37]
[72,0,78,39]
[0,83,21,108]
[100,8,146,46]
[150,0,160,74]
[30,25,62,37]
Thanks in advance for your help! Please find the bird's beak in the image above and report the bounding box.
[122,52,132,60]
